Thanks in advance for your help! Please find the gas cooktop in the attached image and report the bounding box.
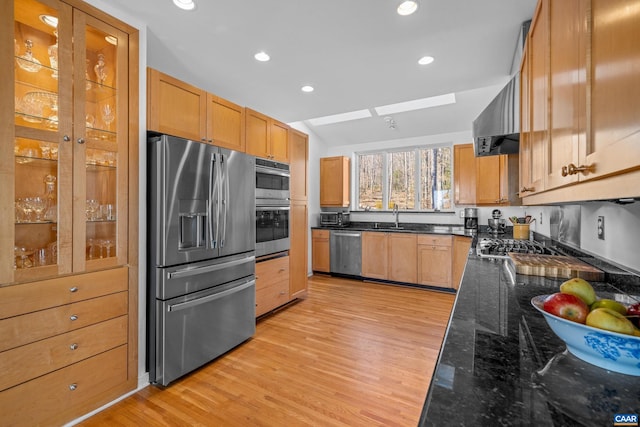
[476,238,556,259]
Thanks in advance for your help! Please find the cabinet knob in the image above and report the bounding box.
[279,291,286,295]
[69,383,77,391]
[63,135,71,142]
[69,286,78,293]
[70,314,78,321]
[77,137,85,144]
[70,343,78,350]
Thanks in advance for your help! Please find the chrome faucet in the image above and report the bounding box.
[393,203,399,228]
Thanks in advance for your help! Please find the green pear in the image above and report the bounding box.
[586,308,638,336]
[590,298,627,315]
[560,277,597,306]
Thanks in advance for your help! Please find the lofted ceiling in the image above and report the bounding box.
[102,0,537,146]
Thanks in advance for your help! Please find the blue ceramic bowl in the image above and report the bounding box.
[531,294,640,376]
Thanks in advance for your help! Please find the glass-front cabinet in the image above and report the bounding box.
[4,0,129,284]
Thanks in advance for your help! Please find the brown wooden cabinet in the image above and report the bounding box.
[255,255,290,317]
[320,156,350,207]
[245,108,289,162]
[388,233,417,284]
[288,128,308,298]
[289,129,308,201]
[361,232,389,279]
[1,0,138,423]
[417,235,452,287]
[147,68,245,151]
[312,229,330,273]
[452,236,472,290]
[454,144,520,206]
[521,0,640,204]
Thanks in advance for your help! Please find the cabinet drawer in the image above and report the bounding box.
[0,345,128,427]
[312,229,330,240]
[0,316,127,392]
[255,279,289,317]
[0,267,128,320]
[255,256,290,291]
[417,234,452,247]
[0,292,128,352]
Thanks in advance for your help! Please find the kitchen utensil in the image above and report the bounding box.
[531,295,640,376]
[525,215,532,223]
[512,223,530,240]
[509,216,518,225]
[508,253,605,280]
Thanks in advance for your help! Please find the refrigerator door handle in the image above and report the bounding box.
[209,152,219,248]
[167,279,254,312]
[167,255,256,279]
[221,153,229,248]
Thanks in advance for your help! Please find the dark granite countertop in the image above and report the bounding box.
[312,222,474,237]
[419,234,640,427]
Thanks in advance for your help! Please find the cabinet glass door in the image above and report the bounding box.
[11,0,73,283]
[74,12,128,270]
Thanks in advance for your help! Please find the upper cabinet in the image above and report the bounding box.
[245,108,289,162]
[289,128,308,201]
[453,144,520,206]
[4,0,136,283]
[521,0,640,204]
[320,156,350,207]
[147,68,245,151]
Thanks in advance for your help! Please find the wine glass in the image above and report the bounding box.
[103,239,115,258]
[27,197,47,222]
[16,40,42,73]
[101,104,115,131]
[94,53,107,85]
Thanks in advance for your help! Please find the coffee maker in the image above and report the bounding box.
[463,208,478,233]
[488,209,506,234]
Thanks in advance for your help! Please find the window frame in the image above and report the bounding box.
[353,143,454,212]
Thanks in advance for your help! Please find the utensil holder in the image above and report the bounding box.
[513,224,530,240]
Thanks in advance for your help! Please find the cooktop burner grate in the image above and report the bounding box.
[476,238,555,259]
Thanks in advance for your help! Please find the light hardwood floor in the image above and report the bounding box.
[79,275,455,426]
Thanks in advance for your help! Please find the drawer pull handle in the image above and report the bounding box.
[278,268,286,272]
[69,383,77,391]
[69,286,78,293]
[70,343,78,350]
[279,291,286,295]
[70,315,78,321]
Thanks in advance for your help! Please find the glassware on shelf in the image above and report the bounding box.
[17,198,33,222]
[100,103,115,131]
[14,246,35,269]
[86,199,99,220]
[94,53,107,86]
[25,196,47,222]
[48,31,59,79]
[44,174,57,222]
[16,40,42,73]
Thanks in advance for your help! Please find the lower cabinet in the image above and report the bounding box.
[0,268,133,426]
[452,236,473,290]
[255,255,290,317]
[311,229,331,273]
[361,232,389,279]
[417,235,452,287]
[388,234,417,283]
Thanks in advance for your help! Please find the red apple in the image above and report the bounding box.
[543,292,589,324]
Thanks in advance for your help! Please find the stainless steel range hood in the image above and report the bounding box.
[472,21,530,157]
[472,73,520,157]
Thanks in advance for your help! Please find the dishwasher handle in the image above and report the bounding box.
[167,279,254,312]
[331,232,361,238]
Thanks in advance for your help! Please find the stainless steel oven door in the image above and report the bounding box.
[255,162,290,200]
[256,205,290,257]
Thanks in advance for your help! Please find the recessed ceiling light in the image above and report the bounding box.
[301,85,314,93]
[173,0,195,11]
[308,109,372,126]
[39,14,58,27]
[418,56,434,65]
[105,35,118,46]
[374,93,456,115]
[254,51,270,62]
[397,1,418,16]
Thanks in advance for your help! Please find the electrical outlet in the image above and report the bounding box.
[597,216,605,240]
[539,212,543,225]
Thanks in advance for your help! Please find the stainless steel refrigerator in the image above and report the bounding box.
[148,134,256,386]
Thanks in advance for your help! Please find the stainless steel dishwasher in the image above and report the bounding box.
[330,230,362,276]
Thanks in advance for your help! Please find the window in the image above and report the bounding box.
[356,145,452,211]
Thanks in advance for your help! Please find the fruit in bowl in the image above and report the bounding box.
[542,292,589,323]
[559,277,597,305]
[532,295,640,376]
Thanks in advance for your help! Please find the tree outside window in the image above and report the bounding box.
[356,145,452,211]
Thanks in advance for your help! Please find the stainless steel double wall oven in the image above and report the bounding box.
[255,158,290,257]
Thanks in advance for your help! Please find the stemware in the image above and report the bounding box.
[94,53,107,85]
[14,246,35,269]
[18,198,34,222]
[44,175,57,221]
[16,40,42,73]
[48,31,59,79]
[26,196,47,222]
[101,104,115,131]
